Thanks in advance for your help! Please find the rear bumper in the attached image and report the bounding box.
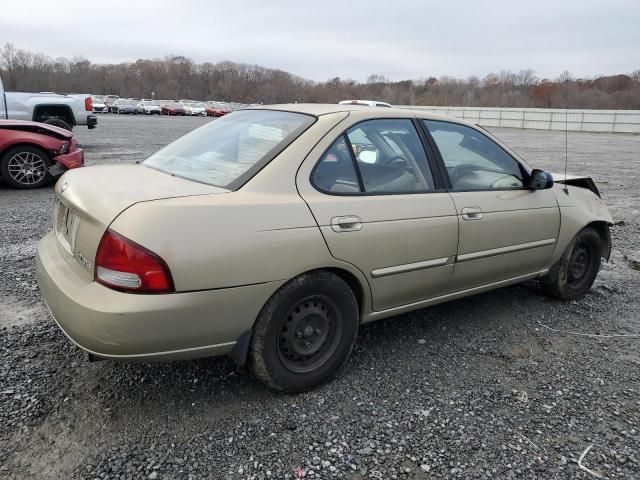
[36,231,282,361]
[87,115,97,129]
[54,148,84,170]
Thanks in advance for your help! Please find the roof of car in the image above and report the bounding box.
[247,103,474,125]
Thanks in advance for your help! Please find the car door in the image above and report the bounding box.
[422,120,560,291]
[297,114,459,311]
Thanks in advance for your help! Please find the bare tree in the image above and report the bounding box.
[1,45,639,109]
[0,43,18,90]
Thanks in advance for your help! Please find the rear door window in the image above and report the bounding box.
[312,136,361,193]
[312,119,437,194]
[347,119,435,193]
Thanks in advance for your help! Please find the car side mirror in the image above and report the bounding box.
[529,169,554,190]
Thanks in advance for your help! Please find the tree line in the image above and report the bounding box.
[1,43,639,109]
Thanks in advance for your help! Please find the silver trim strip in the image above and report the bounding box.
[367,269,549,320]
[372,257,450,278]
[457,238,556,263]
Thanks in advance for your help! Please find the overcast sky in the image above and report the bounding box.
[1,0,638,82]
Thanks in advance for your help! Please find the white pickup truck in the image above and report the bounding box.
[0,77,97,130]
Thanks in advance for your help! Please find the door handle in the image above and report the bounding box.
[331,216,362,232]
[461,207,483,220]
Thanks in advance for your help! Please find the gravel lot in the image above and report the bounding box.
[1,114,639,479]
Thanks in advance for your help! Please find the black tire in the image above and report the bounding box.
[1,146,52,189]
[249,271,359,392]
[541,227,603,300]
[43,118,72,131]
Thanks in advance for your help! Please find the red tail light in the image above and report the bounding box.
[85,97,93,111]
[95,229,174,293]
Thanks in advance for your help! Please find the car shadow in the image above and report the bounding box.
[49,280,564,428]
[0,177,58,193]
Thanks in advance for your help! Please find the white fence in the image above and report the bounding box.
[400,106,640,134]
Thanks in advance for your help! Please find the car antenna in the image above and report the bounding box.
[563,77,569,194]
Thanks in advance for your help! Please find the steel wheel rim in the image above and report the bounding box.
[277,296,343,374]
[568,242,591,284]
[7,151,47,185]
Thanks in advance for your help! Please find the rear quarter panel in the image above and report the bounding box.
[109,191,333,290]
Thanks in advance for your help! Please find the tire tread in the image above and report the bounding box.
[541,227,602,301]
[249,271,358,392]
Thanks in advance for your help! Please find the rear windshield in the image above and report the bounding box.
[143,110,315,189]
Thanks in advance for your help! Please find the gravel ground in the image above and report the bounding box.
[0,115,639,479]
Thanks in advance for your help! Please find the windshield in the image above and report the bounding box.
[143,110,315,189]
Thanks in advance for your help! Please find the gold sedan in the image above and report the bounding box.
[37,104,612,392]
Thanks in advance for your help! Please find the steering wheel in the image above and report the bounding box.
[448,164,478,182]
[381,154,429,190]
[380,154,410,168]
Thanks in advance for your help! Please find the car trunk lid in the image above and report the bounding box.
[54,164,227,281]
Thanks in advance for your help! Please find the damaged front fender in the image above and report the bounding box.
[549,182,613,266]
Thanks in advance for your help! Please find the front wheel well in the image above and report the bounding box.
[586,221,612,261]
[0,142,51,161]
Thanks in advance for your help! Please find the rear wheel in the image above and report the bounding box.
[43,118,72,131]
[249,271,359,392]
[1,146,52,189]
[541,227,603,300]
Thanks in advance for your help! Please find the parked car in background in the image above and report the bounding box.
[184,102,207,116]
[0,77,97,131]
[141,100,162,115]
[0,119,84,188]
[36,105,612,392]
[206,102,231,117]
[111,100,138,114]
[161,102,186,116]
[132,101,145,115]
[104,95,120,113]
[92,96,108,113]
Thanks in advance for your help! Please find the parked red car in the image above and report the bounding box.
[206,106,232,117]
[0,120,84,189]
[161,102,186,116]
